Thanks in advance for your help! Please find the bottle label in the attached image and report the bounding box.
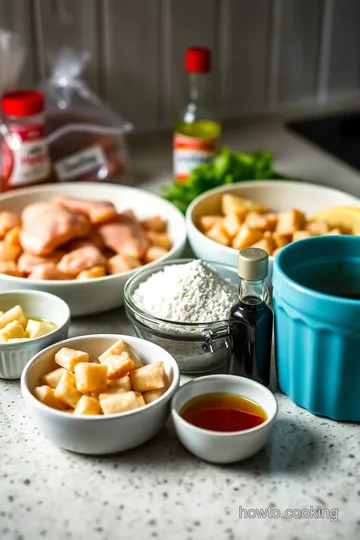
[54,144,108,181]
[173,133,217,182]
[1,125,51,189]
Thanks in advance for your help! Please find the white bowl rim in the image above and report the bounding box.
[171,374,278,437]
[186,179,360,259]
[0,289,71,348]
[0,181,187,285]
[21,333,180,420]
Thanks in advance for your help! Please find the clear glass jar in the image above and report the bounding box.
[124,259,270,374]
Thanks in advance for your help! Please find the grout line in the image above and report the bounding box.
[96,0,107,99]
[317,0,334,104]
[217,0,228,118]
[30,0,46,81]
[159,0,171,127]
[267,0,282,111]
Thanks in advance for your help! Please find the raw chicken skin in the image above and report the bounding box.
[53,197,117,224]
[97,214,149,258]
[57,245,106,276]
[20,202,90,255]
[18,251,65,274]
[28,263,69,281]
[66,226,105,252]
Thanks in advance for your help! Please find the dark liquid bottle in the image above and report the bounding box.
[228,248,273,387]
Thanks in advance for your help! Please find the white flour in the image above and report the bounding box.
[132,260,238,323]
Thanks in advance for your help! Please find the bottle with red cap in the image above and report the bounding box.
[1,90,51,191]
[173,46,221,183]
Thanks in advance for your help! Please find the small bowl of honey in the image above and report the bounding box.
[171,375,277,464]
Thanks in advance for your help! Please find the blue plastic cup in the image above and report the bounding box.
[273,235,360,421]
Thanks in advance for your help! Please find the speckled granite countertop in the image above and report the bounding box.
[1,121,360,540]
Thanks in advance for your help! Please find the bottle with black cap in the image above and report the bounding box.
[228,247,273,387]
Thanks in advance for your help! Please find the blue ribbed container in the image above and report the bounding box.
[273,235,360,421]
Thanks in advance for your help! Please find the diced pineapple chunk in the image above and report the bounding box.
[307,220,329,236]
[276,209,306,235]
[222,212,243,238]
[32,385,66,410]
[74,362,108,393]
[251,236,276,256]
[206,222,230,246]
[0,305,27,330]
[0,321,26,342]
[293,230,312,242]
[42,367,67,389]
[130,362,166,393]
[107,375,132,391]
[272,232,291,248]
[232,225,262,251]
[197,215,223,233]
[54,371,82,409]
[245,212,270,231]
[99,390,144,415]
[26,319,56,339]
[99,340,142,368]
[222,193,267,215]
[55,347,89,371]
[99,352,135,380]
[74,395,102,416]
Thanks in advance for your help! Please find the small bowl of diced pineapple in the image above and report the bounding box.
[186,180,360,289]
[0,290,71,379]
[20,334,180,455]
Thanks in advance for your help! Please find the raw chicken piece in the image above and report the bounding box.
[97,214,149,258]
[20,202,90,255]
[57,245,106,276]
[0,212,21,238]
[18,251,65,274]
[28,263,70,281]
[66,226,105,252]
[53,197,117,224]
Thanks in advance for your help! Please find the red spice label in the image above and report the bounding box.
[1,124,51,190]
[173,133,217,182]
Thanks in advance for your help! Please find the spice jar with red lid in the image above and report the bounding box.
[1,90,52,191]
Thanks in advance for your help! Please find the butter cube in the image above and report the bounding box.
[99,340,142,368]
[74,395,102,416]
[99,352,135,380]
[54,371,82,409]
[99,390,143,415]
[130,362,166,393]
[32,385,66,410]
[42,367,67,389]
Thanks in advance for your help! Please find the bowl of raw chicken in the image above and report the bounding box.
[186,180,360,287]
[0,183,187,315]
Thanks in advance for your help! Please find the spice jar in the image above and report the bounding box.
[1,90,51,191]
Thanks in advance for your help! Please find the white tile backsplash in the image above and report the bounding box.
[0,0,359,131]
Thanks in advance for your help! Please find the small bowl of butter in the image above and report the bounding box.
[0,290,70,379]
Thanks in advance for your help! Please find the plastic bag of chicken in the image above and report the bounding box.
[40,48,133,184]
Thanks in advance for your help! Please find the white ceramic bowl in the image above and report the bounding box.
[21,334,180,455]
[186,180,360,285]
[172,375,277,464]
[0,290,70,379]
[0,182,187,315]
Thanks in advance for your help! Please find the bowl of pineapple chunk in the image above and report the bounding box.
[20,334,180,455]
[186,180,360,286]
[0,290,70,379]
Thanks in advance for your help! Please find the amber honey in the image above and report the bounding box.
[180,393,267,432]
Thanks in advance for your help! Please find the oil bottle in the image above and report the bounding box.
[173,46,221,182]
[228,248,273,387]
